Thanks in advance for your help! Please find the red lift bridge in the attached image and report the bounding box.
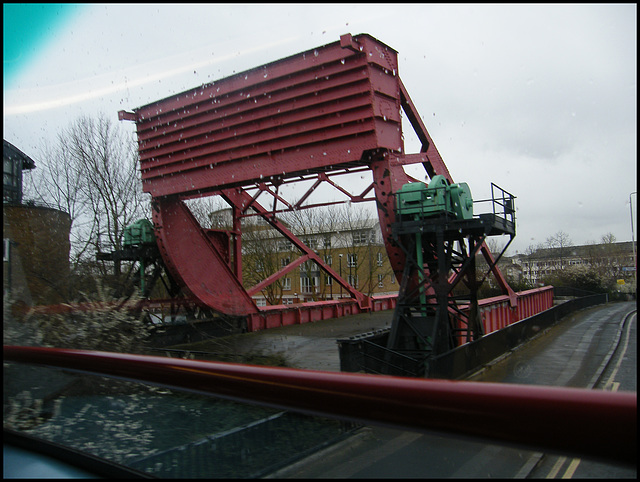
[118,33,552,334]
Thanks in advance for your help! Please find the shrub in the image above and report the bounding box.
[5,282,151,354]
[542,265,613,294]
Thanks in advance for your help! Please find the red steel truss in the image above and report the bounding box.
[119,33,519,324]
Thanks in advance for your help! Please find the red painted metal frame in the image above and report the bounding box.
[247,296,398,332]
[119,33,520,323]
[4,345,636,466]
[480,286,554,334]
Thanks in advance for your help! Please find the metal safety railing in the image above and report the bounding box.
[3,345,636,466]
[490,182,516,225]
[471,182,516,228]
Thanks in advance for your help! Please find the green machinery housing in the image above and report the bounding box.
[123,219,157,294]
[97,219,164,297]
[123,219,156,247]
[396,175,474,221]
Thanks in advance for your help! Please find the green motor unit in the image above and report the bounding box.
[396,175,473,220]
[123,219,156,246]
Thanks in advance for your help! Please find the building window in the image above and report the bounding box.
[323,236,331,249]
[3,157,20,203]
[303,237,317,250]
[301,260,317,274]
[282,277,291,290]
[348,274,358,289]
[324,254,332,266]
[347,253,357,268]
[3,142,36,204]
[378,274,384,288]
[281,257,290,267]
[352,230,371,245]
[3,238,10,262]
[325,275,333,286]
[377,252,383,267]
[300,276,319,293]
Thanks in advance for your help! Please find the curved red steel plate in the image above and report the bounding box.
[152,196,258,315]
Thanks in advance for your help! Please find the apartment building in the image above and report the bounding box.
[517,241,635,287]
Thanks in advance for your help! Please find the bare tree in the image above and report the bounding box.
[27,113,149,289]
[25,140,96,266]
[281,204,343,300]
[62,114,147,272]
[185,196,228,228]
[524,243,543,256]
[584,233,626,280]
[486,237,510,257]
[600,232,617,245]
[241,216,286,305]
[545,230,574,270]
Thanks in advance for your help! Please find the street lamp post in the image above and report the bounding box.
[329,255,333,300]
[339,253,343,299]
[329,272,333,300]
[630,192,637,294]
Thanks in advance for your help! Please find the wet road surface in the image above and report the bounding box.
[254,301,637,479]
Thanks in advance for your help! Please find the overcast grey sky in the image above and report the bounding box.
[3,3,637,255]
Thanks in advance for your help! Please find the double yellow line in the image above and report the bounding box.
[547,312,636,479]
[547,456,581,479]
[603,311,635,393]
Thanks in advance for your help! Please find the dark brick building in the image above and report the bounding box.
[3,140,71,306]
